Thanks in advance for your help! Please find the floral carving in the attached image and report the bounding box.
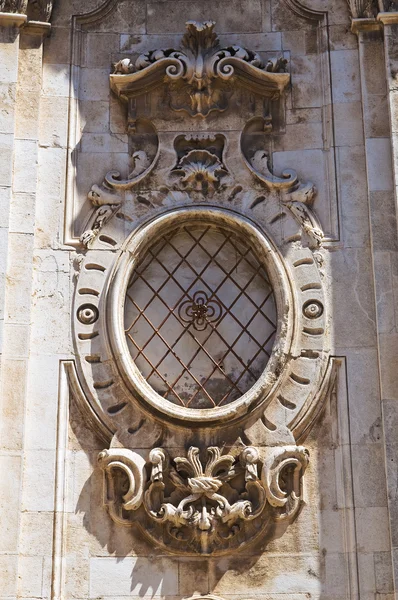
[144,446,266,554]
[111,21,290,117]
[98,445,309,555]
[178,291,223,330]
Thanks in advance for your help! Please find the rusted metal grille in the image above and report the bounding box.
[124,224,277,409]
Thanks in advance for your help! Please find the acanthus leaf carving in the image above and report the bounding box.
[98,445,308,555]
[111,20,290,118]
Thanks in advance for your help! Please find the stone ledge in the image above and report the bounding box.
[377,11,398,25]
[0,12,26,27]
[351,17,382,34]
[23,20,51,37]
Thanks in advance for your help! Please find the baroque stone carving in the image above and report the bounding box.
[98,445,309,555]
[72,15,336,559]
[170,133,231,195]
[111,20,290,117]
[346,0,378,17]
[0,0,27,12]
[0,0,53,21]
[247,150,323,248]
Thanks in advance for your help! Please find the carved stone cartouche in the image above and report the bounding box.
[111,20,290,117]
[98,445,309,555]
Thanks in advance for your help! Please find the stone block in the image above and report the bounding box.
[374,251,396,334]
[0,455,21,553]
[356,507,391,552]
[21,449,56,512]
[208,553,321,595]
[42,63,70,98]
[379,333,398,400]
[80,132,128,154]
[9,193,35,234]
[17,556,44,598]
[328,248,377,348]
[0,555,17,597]
[19,512,54,556]
[85,32,119,68]
[24,354,60,450]
[80,100,110,134]
[333,102,364,147]
[364,94,390,139]
[147,0,262,34]
[39,96,69,148]
[337,145,370,248]
[43,26,71,65]
[351,444,388,508]
[366,138,394,192]
[79,67,110,102]
[358,552,376,594]
[0,82,16,135]
[89,556,179,597]
[13,140,38,194]
[0,34,19,84]
[0,133,14,187]
[0,359,26,451]
[375,551,394,593]
[330,50,361,104]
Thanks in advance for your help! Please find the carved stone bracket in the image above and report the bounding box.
[111,21,290,117]
[98,445,309,555]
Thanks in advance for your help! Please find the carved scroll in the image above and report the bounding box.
[98,445,309,555]
[111,21,290,117]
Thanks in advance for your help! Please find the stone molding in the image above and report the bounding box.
[0,10,26,26]
[377,10,398,24]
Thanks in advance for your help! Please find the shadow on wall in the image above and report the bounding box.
[69,390,346,599]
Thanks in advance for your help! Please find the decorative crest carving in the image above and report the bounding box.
[111,20,290,117]
[98,445,309,555]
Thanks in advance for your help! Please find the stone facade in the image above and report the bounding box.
[1,0,398,599]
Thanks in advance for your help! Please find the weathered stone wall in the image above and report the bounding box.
[1,1,398,599]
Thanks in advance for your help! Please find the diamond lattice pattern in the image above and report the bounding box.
[124,224,277,409]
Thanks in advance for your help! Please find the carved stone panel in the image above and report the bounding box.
[69,15,336,558]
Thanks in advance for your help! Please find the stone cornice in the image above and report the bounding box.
[23,19,51,36]
[0,11,26,26]
[351,17,382,34]
[377,11,398,25]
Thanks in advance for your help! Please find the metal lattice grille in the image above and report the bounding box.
[124,224,277,409]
